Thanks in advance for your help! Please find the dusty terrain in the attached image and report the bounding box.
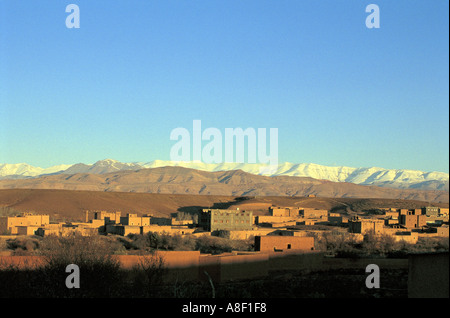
[0,188,447,222]
[0,166,448,203]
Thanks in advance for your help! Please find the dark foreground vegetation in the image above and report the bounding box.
[165,268,409,298]
[316,230,449,258]
[0,234,168,297]
[3,229,449,258]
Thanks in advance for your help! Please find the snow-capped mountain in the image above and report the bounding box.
[0,163,72,179]
[63,159,142,175]
[0,159,448,191]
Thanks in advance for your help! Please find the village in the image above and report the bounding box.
[0,201,448,297]
[0,203,448,248]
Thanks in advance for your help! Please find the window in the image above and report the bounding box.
[287,244,291,249]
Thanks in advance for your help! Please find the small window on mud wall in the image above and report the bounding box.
[287,244,291,249]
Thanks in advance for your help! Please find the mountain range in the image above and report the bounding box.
[0,160,448,203]
[1,159,448,191]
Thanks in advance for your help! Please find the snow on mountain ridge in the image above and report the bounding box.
[0,163,72,177]
[0,160,448,190]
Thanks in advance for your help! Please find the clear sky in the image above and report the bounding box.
[0,0,449,173]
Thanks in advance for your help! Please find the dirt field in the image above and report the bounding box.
[1,188,446,222]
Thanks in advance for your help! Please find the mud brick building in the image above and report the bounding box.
[86,210,121,224]
[348,217,384,234]
[269,207,300,217]
[199,208,253,232]
[301,208,328,219]
[0,213,50,235]
[422,206,439,216]
[399,214,427,229]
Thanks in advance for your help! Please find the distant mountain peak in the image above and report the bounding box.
[0,160,448,191]
[95,159,119,164]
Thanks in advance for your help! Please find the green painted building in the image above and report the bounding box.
[199,208,253,232]
[422,206,439,216]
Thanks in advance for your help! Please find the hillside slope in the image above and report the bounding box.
[0,189,447,222]
[1,160,448,191]
[0,166,448,203]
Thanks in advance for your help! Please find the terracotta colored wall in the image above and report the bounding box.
[114,252,201,282]
[218,252,269,282]
[400,215,427,228]
[255,236,315,252]
[437,226,449,237]
[270,207,300,217]
[0,250,326,284]
[0,215,50,234]
[268,251,324,271]
[440,208,449,215]
[302,209,328,219]
[113,251,200,269]
[349,219,384,234]
[256,216,296,224]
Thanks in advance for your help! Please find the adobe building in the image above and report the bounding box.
[172,218,194,226]
[199,208,253,232]
[85,219,104,228]
[348,217,384,234]
[436,225,449,237]
[297,219,319,226]
[255,215,297,226]
[150,216,172,226]
[106,224,141,236]
[269,206,300,217]
[422,206,439,217]
[36,223,63,236]
[16,225,40,236]
[120,213,150,226]
[328,213,343,225]
[141,225,195,236]
[393,231,419,244]
[0,213,50,235]
[36,222,100,237]
[399,209,409,216]
[385,210,400,218]
[301,208,328,219]
[439,208,449,216]
[399,214,427,229]
[385,217,399,226]
[86,210,121,224]
[254,235,315,252]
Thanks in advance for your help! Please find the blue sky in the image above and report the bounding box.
[0,0,448,172]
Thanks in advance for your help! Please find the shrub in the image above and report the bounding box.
[37,233,123,297]
[6,237,41,254]
[214,230,231,239]
[194,235,252,254]
[127,252,168,297]
[361,230,399,257]
[0,233,172,297]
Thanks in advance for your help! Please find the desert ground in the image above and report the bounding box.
[0,188,447,222]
